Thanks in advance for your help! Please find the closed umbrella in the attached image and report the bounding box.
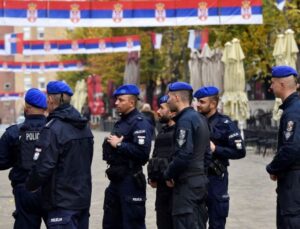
[221,38,249,122]
[199,43,214,86]
[71,79,87,112]
[211,48,224,93]
[272,34,285,66]
[272,29,299,121]
[124,51,140,85]
[189,50,202,90]
[283,29,299,69]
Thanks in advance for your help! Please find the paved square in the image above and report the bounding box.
[0,130,276,228]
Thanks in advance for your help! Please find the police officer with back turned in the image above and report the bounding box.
[194,86,246,229]
[102,84,153,229]
[25,81,94,229]
[0,88,47,229]
[164,82,210,229]
[147,95,176,229]
[266,66,300,229]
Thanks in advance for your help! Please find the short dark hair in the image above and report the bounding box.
[176,90,193,104]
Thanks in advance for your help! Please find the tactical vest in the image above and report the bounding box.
[17,124,43,171]
[148,126,175,180]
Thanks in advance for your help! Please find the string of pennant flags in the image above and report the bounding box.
[1,34,141,55]
[0,60,84,72]
[0,0,263,27]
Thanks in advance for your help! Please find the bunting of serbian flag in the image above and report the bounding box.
[4,33,23,54]
[11,35,141,55]
[0,60,84,72]
[0,0,262,27]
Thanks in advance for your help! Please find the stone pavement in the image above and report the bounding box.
[0,130,276,229]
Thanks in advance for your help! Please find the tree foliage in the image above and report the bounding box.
[58,0,300,89]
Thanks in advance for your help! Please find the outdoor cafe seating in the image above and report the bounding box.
[244,109,278,157]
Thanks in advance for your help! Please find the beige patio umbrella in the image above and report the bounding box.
[124,51,140,85]
[199,43,214,86]
[211,48,224,94]
[272,29,299,121]
[221,38,249,122]
[71,79,87,112]
[189,50,203,90]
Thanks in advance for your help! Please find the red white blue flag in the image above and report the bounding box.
[4,33,23,54]
[188,29,209,50]
[0,60,84,72]
[11,35,141,55]
[0,0,262,27]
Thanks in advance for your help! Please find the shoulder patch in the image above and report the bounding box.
[45,119,56,128]
[283,120,295,141]
[176,128,187,148]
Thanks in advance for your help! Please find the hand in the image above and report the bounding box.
[107,135,124,148]
[210,141,216,153]
[148,180,157,188]
[270,174,277,181]
[166,179,175,188]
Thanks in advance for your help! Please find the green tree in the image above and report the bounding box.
[59,0,300,87]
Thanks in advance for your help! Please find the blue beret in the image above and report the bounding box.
[168,82,193,92]
[159,95,169,105]
[272,66,298,78]
[113,84,140,97]
[47,81,73,96]
[194,86,219,99]
[25,88,47,109]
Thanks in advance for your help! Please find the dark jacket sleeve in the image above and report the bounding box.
[213,121,246,160]
[26,128,59,191]
[266,114,300,174]
[0,127,19,170]
[118,119,153,163]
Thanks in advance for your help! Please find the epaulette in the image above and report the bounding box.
[137,116,143,121]
[45,119,56,128]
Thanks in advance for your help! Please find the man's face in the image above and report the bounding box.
[269,78,282,98]
[157,103,172,123]
[115,94,134,114]
[167,91,178,112]
[196,97,213,116]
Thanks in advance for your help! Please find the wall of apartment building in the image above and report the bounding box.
[0,26,68,124]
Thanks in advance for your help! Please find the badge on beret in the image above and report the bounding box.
[177,129,187,147]
[284,120,295,141]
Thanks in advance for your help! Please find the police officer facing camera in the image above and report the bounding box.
[164,82,210,229]
[266,66,300,228]
[0,88,47,229]
[194,86,246,229]
[102,84,153,229]
[147,95,176,229]
[25,81,94,229]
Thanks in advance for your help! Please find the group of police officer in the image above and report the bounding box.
[0,81,93,229]
[102,81,246,229]
[0,65,299,229]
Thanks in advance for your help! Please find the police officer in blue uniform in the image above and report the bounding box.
[0,88,47,229]
[194,86,246,229]
[102,84,153,229]
[164,82,210,229]
[25,81,94,229]
[147,95,176,229]
[266,66,300,229]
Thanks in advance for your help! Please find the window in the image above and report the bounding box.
[24,77,32,91]
[23,27,31,40]
[37,27,45,40]
[38,77,46,90]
